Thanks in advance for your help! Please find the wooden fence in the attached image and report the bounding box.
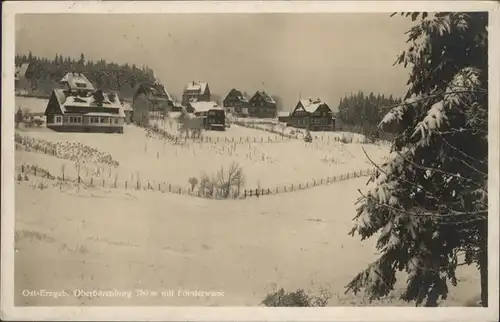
[241,168,375,198]
[17,163,375,200]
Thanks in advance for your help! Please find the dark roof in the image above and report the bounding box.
[253,91,276,104]
[225,88,249,103]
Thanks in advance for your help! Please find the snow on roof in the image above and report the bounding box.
[189,101,222,113]
[122,101,133,111]
[185,81,208,94]
[298,98,330,113]
[150,83,173,101]
[255,91,275,104]
[52,88,124,115]
[278,111,290,117]
[225,89,250,103]
[15,63,30,80]
[60,72,95,91]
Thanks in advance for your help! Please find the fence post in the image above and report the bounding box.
[267,188,271,195]
[103,179,105,187]
[91,177,94,186]
[125,181,127,189]
[244,190,247,198]
[137,180,140,190]
[169,184,172,192]
[34,167,37,176]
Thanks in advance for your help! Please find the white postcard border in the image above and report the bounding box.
[2,1,499,321]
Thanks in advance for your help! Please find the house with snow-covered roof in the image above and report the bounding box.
[44,75,125,133]
[223,88,250,117]
[182,81,211,105]
[186,100,226,130]
[248,91,277,118]
[132,81,174,124]
[59,72,95,92]
[289,98,335,131]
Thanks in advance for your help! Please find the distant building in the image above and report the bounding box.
[44,73,125,133]
[182,81,211,106]
[289,98,335,131]
[223,88,250,117]
[278,111,290,124]
[122,101,134,123]
[15,63,31,94]
[248,91,277,118]
[59,72,96,92]
[171,101,184,112]
[187,101,226,130]
[132,82,174,124]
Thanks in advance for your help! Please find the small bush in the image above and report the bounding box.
[262,288,331,307]
[188,176,199,191]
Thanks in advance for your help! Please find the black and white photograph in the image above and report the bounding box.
[1,1,499,321]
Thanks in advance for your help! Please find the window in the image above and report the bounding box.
[55,116,62,123]
[100,117,109,123]
[114,118,119,124]
[68,116,82,124]
[90,117,99,123]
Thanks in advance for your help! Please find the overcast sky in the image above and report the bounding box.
[16,13,414,110]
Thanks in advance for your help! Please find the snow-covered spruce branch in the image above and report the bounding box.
[357,189,487,220]
[379,80,486,130]
[361,147,487,216]
[362,147,452,204]
[393,150,487,194]
[437,131,487,165]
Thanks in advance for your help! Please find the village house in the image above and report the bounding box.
[44,72,125,133]
[187,101,226,130]
[182,81,211,106]
[223,88,250,117]
[289,98,335,131]
[248,91,277,118]
[132,82,174,124]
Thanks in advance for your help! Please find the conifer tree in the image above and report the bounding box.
[346,12,488,307]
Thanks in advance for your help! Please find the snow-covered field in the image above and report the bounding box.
[12,98,480,307]
[14,178,479,306]
[15,96,49,115]
[17,122,389,190]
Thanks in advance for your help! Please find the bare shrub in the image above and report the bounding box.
[198,162,246,199]
[214,162,245,199]
[199,173,216,198]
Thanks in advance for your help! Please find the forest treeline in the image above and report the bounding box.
[15,52,157,101]
[336,91,403,139]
